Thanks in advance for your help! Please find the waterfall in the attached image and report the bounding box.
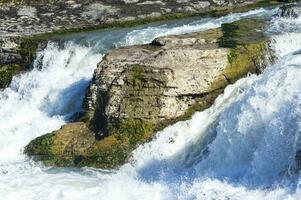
[2,7,301,200]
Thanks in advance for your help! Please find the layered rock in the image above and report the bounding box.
[25,18,276,169]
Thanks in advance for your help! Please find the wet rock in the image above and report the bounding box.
[25,18,276,169]
[295,150,301,171]
[0,37,47,88]
[280,4,301,18]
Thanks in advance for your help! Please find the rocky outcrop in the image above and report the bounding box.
[84,28,228,139]
[0,36,46,88]
[25,18,276,169]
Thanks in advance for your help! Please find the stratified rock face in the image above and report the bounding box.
[25,19,276,169]
[280,4,301,18]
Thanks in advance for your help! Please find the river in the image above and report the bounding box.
[1,6,301,200]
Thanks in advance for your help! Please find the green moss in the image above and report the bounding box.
[18,37,44,67]
[218,18,267,48]
[25,132,55,157]
[79,111,94,123]
[277,0,300,2]
[25,123,92,167]
[216,17,270,82]
[80,118,154,168]
[225,42,266,82]
[0,64,22,88]
[81,137,128,169]
[25,119,155,169]
[119,64,167,123]
[0,69,12,88]
[129,65,144,87]
[11,36,47,72]
[109,118,154,147]
[0,36,47,89]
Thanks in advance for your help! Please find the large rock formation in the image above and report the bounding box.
[25,18,276,169]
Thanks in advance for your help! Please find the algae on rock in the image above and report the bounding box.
[0,36,46,88]
[25,18,276,169]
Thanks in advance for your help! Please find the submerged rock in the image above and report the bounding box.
[280,4,301,18]
[25,18,276,169]
[295,150,301,171]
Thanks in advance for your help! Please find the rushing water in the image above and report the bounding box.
[1,6,301,200]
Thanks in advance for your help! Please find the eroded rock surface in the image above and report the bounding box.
[25,18,276,169]
[85,29,229,137]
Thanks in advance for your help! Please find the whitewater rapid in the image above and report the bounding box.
[1,6,301,200]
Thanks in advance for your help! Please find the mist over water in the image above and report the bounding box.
[1,7,301,200]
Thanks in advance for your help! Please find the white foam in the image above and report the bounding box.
[271,33,301,57]
[0,42,102,164]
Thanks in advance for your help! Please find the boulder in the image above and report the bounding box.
[25,18,276,169]
[295,150,301,171]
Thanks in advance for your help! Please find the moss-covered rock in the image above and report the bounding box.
[0,67,16,88]
[0,36,46,89]
[219,18,267,48]
[25,17,276,169]
[224,42,266,82]
[219,18,275,82]
[25,119,155,168]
